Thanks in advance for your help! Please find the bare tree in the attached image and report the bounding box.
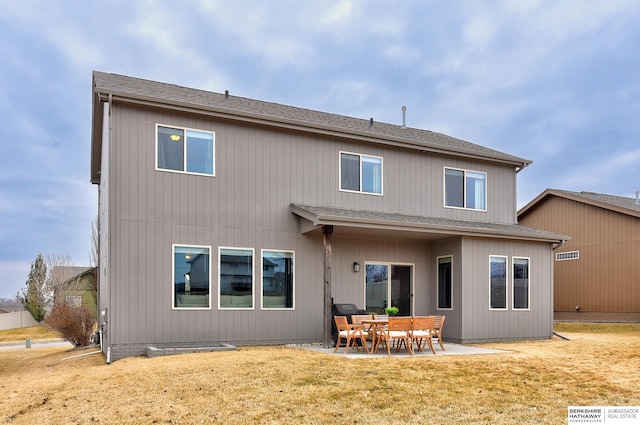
[46,253,73,306]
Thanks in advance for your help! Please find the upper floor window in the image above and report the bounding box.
[444,167,486,210]
[340,152,383,195]
[157,124,215,176]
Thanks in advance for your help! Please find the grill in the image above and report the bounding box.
[331,303,367,345]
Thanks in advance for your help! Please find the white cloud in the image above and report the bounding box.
[1,0,640,296]
[321,0,354,25]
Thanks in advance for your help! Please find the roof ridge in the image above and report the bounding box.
[92,71,530,167]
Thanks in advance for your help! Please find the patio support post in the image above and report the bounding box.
[322,225,334,348]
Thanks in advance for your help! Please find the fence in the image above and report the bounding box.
[0,311,39,331]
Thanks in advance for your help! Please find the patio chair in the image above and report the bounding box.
[351,314,374,351]
[375,316,413,356]
[432,315,446,351]
[411,316,436,354]
[334,316,368,353]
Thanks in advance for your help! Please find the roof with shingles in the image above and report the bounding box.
[91,71,531,183]
[51,266,96,284]
[518,189,640,219]
[291,203,569,243]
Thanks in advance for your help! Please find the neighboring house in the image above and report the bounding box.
[518,189,640,322]
[52,266,98,314]
[90,71,567,361]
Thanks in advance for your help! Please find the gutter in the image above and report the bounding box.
[290,205,569,244]
[94,91,530,169]
[516,161,530,173]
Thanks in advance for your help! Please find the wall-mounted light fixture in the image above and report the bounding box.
[353,262,360,272]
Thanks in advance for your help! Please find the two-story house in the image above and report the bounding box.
[90,71,567,361]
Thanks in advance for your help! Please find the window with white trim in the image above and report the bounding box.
[262,250,294,309]
[173,245,211,309]
[65,295,82,307]
[444,167,486,210]
[219,247,254,309]
[340,152,383,194]
[556,251,579,261]
[157,124,215,175]
[513,257,530,310]
[489,256,507,309]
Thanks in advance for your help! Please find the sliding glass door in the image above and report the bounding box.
[365,263,413,316]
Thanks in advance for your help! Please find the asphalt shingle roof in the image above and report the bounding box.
[291,203,568,243]
[519,189,640,218]
[92,71,530,167]
[556,190,640,213]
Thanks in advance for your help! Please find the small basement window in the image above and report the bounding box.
[556,251,579,261]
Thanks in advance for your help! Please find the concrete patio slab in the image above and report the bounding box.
[290,342,509,358]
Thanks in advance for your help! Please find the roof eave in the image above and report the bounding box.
[291,205,567,244]
[93,90,530,169]
[519,189,640,219]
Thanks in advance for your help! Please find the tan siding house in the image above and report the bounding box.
[90,72,566,361]
[518,189,640,322]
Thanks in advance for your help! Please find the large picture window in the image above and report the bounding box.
[219,248,254,309]
[444,167,486,210]
[157,125,215,175]
[340,152,382,195]
[262,250,294,309]
[173,245,210,309]
[513,257,530,310]
[489,256,507,309]
[437,256,452,310]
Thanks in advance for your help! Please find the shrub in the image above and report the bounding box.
[45,304,96,347]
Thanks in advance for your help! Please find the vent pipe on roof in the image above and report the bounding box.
[369,118,374,127]
[225,90,229,99]
[635,191,639,205]
[401,106,407,128]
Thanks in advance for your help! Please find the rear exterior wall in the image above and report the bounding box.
[458,237,554,342]
[101,104,522,359]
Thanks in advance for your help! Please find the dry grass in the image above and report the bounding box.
[1,323,639,424]
[0,325,61,344]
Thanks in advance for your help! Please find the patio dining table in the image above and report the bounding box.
[361,319,388,354]
[363,318,418,355]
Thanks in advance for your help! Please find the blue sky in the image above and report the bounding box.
[2,1,640,298]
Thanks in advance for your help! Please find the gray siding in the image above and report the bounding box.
[102,103,548,359]
[111,105,517,227]
[431,237,463,341]
[458,238,553,342]
[330,235,431,313]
